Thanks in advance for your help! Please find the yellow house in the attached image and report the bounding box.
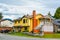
[13,10,44,33]
[14,15,33,32]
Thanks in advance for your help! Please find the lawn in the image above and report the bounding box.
[43,33,60,38]
[8,32,60,38]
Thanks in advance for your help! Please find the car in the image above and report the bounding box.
[0,29,10,33]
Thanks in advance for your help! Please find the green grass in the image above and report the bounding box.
[43,33,60,38]
[8,32,60,38]
[8,32,40,38]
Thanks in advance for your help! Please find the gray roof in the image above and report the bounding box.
[2,18,13,22]
[53,19,60,25]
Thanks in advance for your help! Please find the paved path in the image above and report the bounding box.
[0,33,60,40]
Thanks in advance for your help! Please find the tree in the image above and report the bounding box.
[48,12,51,16]
[54,7,60,19]
[0,13,3,27]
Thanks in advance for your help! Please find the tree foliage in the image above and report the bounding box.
[0,13,3,20]
[0,13,3,27]
[48,12,51,16]
[54,7,60,19]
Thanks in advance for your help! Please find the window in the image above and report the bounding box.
[45,18,50,22]
[15,21,17,23]
[23,19,27,23]
[26,19,27,23]
[23,19,25,23]
[58,26,60,29]
[25,27,27,30]
[18,20,20,23]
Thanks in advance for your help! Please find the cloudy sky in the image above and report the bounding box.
[0,0,60,20]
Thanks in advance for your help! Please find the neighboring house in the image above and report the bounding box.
[53,19,60,33]
[13,10,44,33]
[0,19,14,31]
[35,15,54,34]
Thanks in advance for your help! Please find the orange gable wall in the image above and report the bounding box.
[32,10,39,33]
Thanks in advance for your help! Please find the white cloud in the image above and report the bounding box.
[0,0,46,14]
[3,15,17,20]
[0,0,56,19]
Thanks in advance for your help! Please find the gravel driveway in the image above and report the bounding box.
[0,33,60,40]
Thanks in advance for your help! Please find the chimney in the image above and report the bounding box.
[33,10,36,19]
[32,10,38,33]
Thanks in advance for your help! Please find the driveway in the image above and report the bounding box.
[0,33,60,40]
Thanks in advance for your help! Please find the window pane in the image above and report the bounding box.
[58,26,60,28]
[23,19,25,23]
[26,19,27,23]
[18,20,20,23]
[15,21,17,23]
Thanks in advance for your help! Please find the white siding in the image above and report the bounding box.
[43,22,53,32]
[1,20,14,27]
[35,21,53,32]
